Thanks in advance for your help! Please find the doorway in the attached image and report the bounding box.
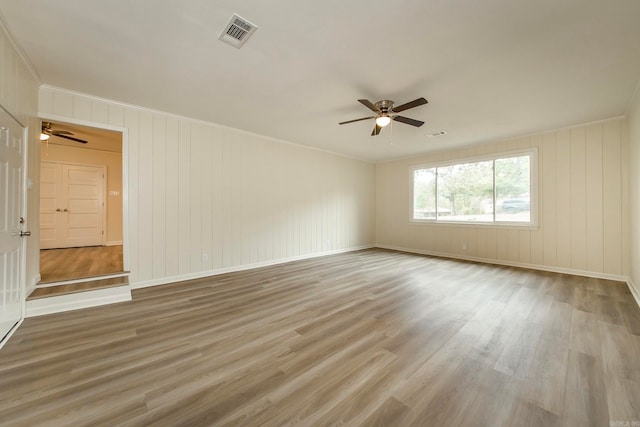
[38,120,125,284]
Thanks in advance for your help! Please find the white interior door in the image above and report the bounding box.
[40,162,105,249]
[0,107,25,342]
[39,162,63,248]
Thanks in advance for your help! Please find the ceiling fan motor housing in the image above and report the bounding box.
[375,100,394,114]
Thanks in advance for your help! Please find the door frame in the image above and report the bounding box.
[0,104,28,349]
[38,113,130,274]
[40,160,108,247]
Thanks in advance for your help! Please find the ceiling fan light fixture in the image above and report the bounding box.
[40,133,50,141]
[376,116,391,127]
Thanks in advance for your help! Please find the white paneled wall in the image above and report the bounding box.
[376,118,630,279]
[0,22,40,291]
[629,90,640,300]
[39,86,375,286]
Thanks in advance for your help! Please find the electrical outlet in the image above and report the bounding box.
[461,242,467,251]
[202,253,209,262]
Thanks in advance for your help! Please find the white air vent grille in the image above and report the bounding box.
[219,14,257,48]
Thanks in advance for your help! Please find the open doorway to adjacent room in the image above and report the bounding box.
[38,120,125,284]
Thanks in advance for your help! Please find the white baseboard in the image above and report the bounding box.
[26,286,132,317]
[375,244,628,283]
[628,278,640,309]
[131,245,374,290]
[106,241,123,246]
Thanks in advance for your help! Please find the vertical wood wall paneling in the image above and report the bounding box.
[189,124,203,272]
[230,132,243,266]
[620,121,631,276]
[72,96,91,121]
[585,125,604,272]
[137,111,154,281]
[164,117,180,277]
[242,135,258,265]
[529,135,544,265]
[107,105,125,128]
[53,91,73,117]
[38,87,54,114]
[152,115,167,279]
[507,229,519,263]
[177,120,191,275]
[555,130,572,268]
[91,101,109,124]
[518,230,531,264]
[124,109,140,283]
[495,229,507,261]
[211,126,223,270]
[570,127,587,271]
[602,121,622,275]
[200,126,213,271]
[542,132,557,266]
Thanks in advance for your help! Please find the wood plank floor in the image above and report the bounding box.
[2,249,639,426]
[39,245,124,284]
[27,276,129,300]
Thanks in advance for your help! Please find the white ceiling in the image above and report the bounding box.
[1,0,640,162]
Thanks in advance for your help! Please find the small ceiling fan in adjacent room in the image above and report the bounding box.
[40,122,88,144]
[339,97,428,136]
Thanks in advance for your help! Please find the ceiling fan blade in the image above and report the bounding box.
[52,130,73,136]
[393,116,425,127]
[358,99,380,113]
[371,123,382,136]
[339,116,375,125]
[392,97,428,113]
[54,134,88,144]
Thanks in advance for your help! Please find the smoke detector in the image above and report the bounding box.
[219,14,258,48]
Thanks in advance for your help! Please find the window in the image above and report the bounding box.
[411,150,536,225]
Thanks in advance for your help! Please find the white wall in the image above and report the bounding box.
[376,118,630,280]
[39,86,376,287]
[0,21,40,292]
[629,88,640,299]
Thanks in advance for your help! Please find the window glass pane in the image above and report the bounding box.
[436,160,493,222]
[413,168,436,219]
[495,155,530,222]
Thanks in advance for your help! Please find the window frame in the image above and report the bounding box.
[409,148,538,229]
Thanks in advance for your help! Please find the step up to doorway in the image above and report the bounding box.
[26,276,132,317]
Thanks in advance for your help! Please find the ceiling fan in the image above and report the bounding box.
[40,122,88,144]
[339,97,428,136]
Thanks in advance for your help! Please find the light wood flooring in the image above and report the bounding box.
[28,276,129,300]
[39,245,124,284]
[2,249,640,426]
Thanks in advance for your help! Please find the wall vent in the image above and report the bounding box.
[219,14,258,48]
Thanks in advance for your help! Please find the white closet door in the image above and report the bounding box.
[40,162,105,249]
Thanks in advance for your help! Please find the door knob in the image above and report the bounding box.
[20,231,31,237]
[56,208,61,212]
[63,209,68,212]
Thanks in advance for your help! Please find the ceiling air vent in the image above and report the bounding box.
[219,14,258,48]
[427,131,447,138]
